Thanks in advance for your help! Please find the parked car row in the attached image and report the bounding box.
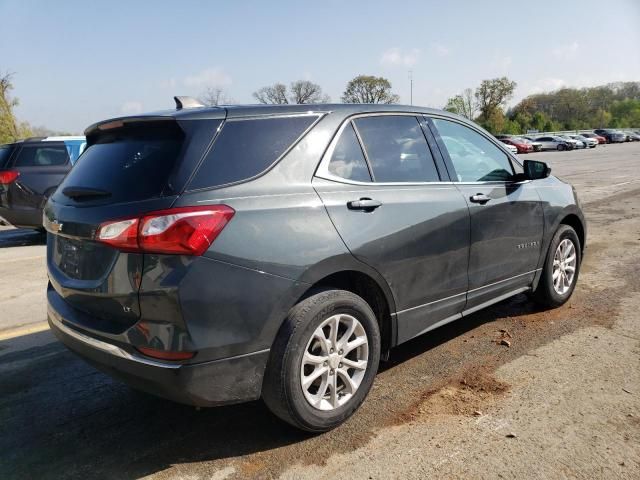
[495,128,639,153]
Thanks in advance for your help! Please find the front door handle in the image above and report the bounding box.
[347,198,382,211]
[469,193,491,204]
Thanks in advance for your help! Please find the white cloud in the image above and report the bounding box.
[120,101,143,114]
[380,48,421,67]
[430,42,450,57]
[183,68,232,89]
[552,41,579,59]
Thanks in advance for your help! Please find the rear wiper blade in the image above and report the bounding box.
[62,186,112,199]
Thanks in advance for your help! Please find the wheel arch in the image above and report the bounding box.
[294,256,398,356]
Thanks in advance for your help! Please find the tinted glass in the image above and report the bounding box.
[54,124,184,204]
[327,123,371,182]
[65,141,87,164]
[432,118,514,182]
[14,144,69,167]
[354,116,439,182]
[189,115,317,190]
[0,146,13,167]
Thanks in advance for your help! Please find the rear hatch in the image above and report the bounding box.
[45,115,223,333]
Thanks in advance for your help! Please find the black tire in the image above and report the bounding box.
[532,225,581,308]
[262,289,381,432]
[557,144,566,151]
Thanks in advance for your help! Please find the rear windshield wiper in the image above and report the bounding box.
[62,186,112,199]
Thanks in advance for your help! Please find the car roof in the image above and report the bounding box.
[84,103,468,136]
[2,136,85,147]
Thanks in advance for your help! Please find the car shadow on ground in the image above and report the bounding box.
[0,294,545,480]
[0,228,46,248]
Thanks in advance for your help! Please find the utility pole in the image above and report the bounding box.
[409,70,413,105]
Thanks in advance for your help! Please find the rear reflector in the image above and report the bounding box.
[0,170,19,185]
[97,205,235,255]
[136,346,195,361]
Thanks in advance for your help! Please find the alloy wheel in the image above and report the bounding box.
[300,314,369,411]
[552,238,577,295]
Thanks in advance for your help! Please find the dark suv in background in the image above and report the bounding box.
[45,99,585,431]
[593,128,626,143]
[0,136,86,229]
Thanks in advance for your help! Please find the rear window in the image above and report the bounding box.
[54,123,184,204]
[188,115,317,190]
[14,144,70,167]
[0,146,13,167]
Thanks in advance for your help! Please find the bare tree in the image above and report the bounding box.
[253,83,289,104]
[289,80,330,104]
[253,80,330,105]
[444,88,478,120]
[198,86,233,106]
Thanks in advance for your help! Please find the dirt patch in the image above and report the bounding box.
[395,367,510,424]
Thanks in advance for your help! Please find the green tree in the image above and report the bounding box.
[475,77,517,122]
[341,75,399,104]
[0,72,20,143]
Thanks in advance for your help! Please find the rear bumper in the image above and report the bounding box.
[0,206,43,229]
[48,302,270,407]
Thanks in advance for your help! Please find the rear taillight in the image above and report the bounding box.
[0,170,19,185]
[97,205,235,255]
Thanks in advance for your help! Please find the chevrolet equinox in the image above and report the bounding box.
[45,99,585,432]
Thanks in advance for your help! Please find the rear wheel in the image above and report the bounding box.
[532,225,581,307]
[262,289,381,432]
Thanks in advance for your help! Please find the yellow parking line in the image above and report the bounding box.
[0,322,50,341]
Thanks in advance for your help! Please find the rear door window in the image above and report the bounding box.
[53,123,184,204]
[327,123,372,182]
[353,115,440,182]
[14,144,70,167]
[188,115,318,190]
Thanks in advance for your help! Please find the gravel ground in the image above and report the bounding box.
[0,142,639,479]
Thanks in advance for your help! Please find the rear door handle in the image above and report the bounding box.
[347,198,382,211]
[469,193,491,204]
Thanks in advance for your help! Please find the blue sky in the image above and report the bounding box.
[1,0,639,133]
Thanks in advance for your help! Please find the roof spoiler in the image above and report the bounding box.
[174,96,204,110]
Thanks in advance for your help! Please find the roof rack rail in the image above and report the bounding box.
[174,96,205,110]
[22,136,46,142]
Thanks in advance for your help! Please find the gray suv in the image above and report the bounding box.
[45,100,585,432]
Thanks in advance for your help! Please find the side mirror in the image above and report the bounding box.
[524,160,551,180]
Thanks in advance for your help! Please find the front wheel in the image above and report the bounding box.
[262,289,381,432]
[532,225,581,307]
[557,144,566,151]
